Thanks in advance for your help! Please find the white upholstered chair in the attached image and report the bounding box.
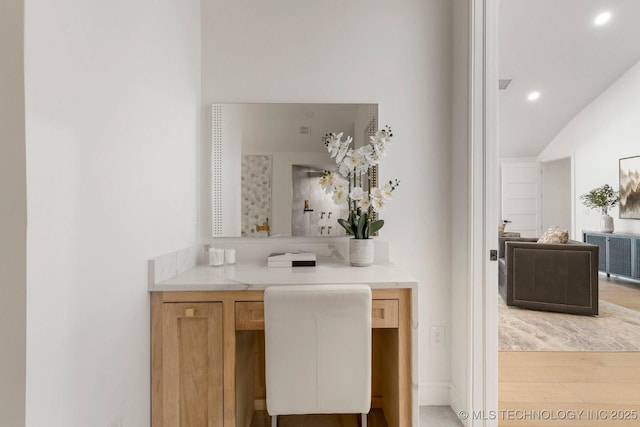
[264,284,372,427]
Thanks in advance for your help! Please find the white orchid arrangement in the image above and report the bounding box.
[319,126,400,239]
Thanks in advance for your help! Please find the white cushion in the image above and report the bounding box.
[264,284,372,416]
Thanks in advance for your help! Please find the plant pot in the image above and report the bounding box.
[600,214,614,233]
[349,238,374,267]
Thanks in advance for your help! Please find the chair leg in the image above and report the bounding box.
[271,414,277,427]
[361,413,367,427]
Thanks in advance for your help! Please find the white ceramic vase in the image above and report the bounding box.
[600,214,614,233]
[349,238,374,267]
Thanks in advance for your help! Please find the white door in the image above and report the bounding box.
[541,158,572,233]
[501,161,542,237]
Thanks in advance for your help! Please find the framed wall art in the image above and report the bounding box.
[619,155,640,219]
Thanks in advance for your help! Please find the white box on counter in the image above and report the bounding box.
[267,252,316,267]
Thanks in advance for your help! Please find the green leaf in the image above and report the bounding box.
[347,211,356,225]
[337,218,354,235]
[368,219,384,235]
[356,214,367,239]
[580,184,620,214]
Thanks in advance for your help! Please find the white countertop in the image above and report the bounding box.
[152,261,417,292]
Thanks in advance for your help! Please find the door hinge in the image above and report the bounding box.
[489,250,498,261]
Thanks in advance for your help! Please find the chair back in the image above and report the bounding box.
[264,284,372,416]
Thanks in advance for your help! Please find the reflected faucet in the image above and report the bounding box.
[255,218,270,236]
[304,200,313,212]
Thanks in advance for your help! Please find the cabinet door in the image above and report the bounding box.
[635,238,640,279]
[608,236,632,277]
[163,302,223,427]
[584,233,607,272]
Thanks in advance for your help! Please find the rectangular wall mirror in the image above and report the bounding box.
[210,103,378,237]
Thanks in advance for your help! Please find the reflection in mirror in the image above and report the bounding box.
[211,103,378,237]
[291,165,349,237]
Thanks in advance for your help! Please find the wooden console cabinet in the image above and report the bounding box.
[583,230,640,281]
[151,288,411,427]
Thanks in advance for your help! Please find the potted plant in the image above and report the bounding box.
[319,126,400,266]
[579,184,620,233]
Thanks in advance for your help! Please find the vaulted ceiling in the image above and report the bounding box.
[499,0,640,158]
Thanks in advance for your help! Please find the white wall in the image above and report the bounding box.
[0,1,27,425]
[541,158,571,233]
[538,59,640,236]
[24,0,201,426]
[201,0,455,404]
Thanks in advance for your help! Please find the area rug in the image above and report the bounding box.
[498,296,640,351]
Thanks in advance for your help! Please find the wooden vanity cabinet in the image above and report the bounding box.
[152,288,411,427]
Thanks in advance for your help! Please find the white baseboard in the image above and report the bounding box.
[449,383,468,427]
[419,381,451,406]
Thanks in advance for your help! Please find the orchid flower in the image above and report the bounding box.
[371,197,386,212]
[358,198,371,210]
[333,182,346,192]
[336,137,352,163]
[319,126,398,239]
[345,152,360,169]
[381,183,393,199]
[332,188,347,204]
[319,172,335,194]
[349,187,365,201]
[338,161,352,178]
[325,132,343,158]
[370,187,384,200]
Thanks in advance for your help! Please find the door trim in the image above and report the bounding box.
[469,0,498,425]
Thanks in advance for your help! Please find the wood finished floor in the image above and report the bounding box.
[599,275,640,311]
[499,275,640,426]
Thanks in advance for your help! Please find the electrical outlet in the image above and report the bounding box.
[430,326,445,348]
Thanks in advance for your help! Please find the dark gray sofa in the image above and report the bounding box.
[498,237,599,315]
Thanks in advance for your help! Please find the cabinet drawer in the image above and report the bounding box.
[235,299,399,330]
[371,299,399,328]
[235,301,266,330]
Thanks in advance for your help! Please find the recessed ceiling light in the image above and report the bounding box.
[527,91,540,101]
[594,11,611,26]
